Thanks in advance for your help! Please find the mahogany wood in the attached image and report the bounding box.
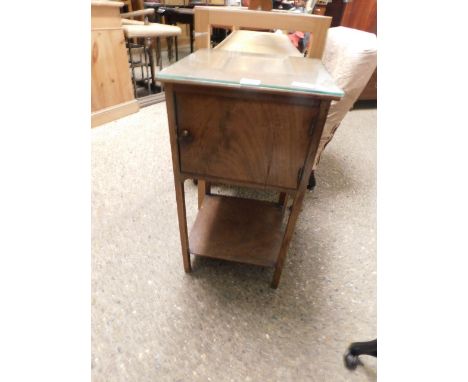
[162,74,335,287]
[165,84,192,272]
[175,90,319,190]
[271,100,330,288]
[189,195,284,267]
[197,180,211,209]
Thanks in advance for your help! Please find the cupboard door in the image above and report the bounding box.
[175,89,319,190]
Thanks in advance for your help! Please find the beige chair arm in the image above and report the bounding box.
[121,18,145,25]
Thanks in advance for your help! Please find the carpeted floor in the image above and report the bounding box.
[91,101,377,382]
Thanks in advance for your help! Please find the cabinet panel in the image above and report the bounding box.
[91,29,135,112]
[175,88,319,190]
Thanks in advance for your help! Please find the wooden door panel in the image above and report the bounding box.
[175,90,319,190]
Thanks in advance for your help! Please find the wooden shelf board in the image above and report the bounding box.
[189,195,284,267]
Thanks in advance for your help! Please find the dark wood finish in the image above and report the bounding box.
[324,0,350,27]
[165,84,192,272]
[340,0,377,101]
[162,78,334,287]
[271,100,330,288]
[174,86,320,190]
[341,0,377,34]
[278,192,289,216]
[197,179,211,209]
[189,195,284,267]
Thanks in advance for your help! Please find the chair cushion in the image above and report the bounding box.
[314,26,377,168]
[122,23,181,38]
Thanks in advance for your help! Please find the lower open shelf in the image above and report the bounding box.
[189,194,285,267]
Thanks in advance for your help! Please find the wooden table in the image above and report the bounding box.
[157,44,342,288]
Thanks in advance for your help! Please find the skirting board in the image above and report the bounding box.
[137,92,166,108]
[91,99,139,128]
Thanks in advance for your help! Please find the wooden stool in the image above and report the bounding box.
[122,20,181,96]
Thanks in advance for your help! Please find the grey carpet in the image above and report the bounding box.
[92,101,377,382]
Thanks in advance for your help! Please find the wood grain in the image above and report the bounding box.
[194,6,331,58]
[91,99,139,127]
[174,86,319,190]
[165,84,192,272]
[91,29,135,112]
[189,195,284,267]
[271,100,330,288]
[91,1,138,127]
[341,0,377,34]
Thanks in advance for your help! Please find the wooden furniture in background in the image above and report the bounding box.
[91,1,139,127]
[340,0,376,34]
[194,6,332,58]
[338,0,376,100]
[313,0,377,101]
[157,22,343,287]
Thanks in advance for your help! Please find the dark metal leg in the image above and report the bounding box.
[148,38,156,90]
[344,339,377,370]
[128,43,137,98]
[139,46,145,92]
[175,36,179,61]
[156,37,162,70]
[189,22,194,53]
[307,170,316,190]
[167,36,173,62]
[144,37,152,93]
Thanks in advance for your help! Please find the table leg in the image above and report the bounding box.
[174,180,192,273]
[197,180,211,209]
[271,190,306,288]
[278,192,289,216]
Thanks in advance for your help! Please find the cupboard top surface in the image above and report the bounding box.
[156,48,344,99]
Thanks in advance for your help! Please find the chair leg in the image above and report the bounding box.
[128,43,137,98]
[344,339,377,370]
[189,23,194,52]
[167,36,172,62]
[307,170,316,190]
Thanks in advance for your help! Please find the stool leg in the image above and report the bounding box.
[190,22,194,52]
[156,37,162,70]
[175,36,179,61]
[128,43,137,98]
[167,36,172,62]
[145,37,152,93]
[147,38,156,91]
[139,46,144,90]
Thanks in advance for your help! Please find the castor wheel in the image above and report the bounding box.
[343,339,377,370]
[307,171,316,190]
[344,350,363,370]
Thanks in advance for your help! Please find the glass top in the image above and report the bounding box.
[156,49,344,99]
